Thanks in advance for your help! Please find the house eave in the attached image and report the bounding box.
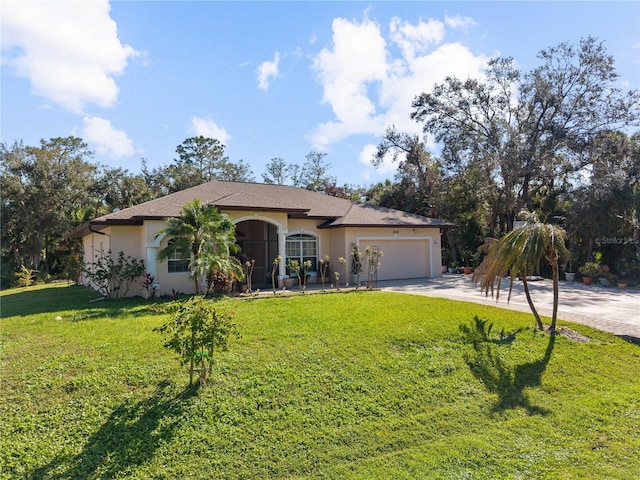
[319,222,457,229]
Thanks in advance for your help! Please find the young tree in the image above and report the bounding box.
[154,296,240,386]
[473,212,569,332]
[156,199,243,294]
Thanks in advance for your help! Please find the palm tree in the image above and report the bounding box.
[473,211,568,333]
[156,199,243,295]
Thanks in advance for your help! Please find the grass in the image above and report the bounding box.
[1,283,639,479]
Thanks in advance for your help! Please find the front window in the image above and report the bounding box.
[286,234,317,272]
[167,240,190,273]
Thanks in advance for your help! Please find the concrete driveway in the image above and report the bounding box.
[377,274,640,341]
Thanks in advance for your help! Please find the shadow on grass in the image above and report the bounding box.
[619,335,640,346]
[32,381,197,480]
[1,284,96,317]
[1,284,168,321]
[460,316,555,415]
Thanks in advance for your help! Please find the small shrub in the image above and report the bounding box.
[205,270,232,295]
[83,250,145,299]
[16,265,36,288]
[141,272,159,298]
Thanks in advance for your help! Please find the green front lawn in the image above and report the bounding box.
[1,284,639,479]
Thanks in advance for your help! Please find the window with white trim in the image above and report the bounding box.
[285,234,317,271]
[167,240,190,273]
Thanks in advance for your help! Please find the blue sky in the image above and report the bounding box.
[2,1,639,186]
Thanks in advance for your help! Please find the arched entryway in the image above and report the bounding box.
[234,219,281,288]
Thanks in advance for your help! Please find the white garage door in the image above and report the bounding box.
[364,239,431,281]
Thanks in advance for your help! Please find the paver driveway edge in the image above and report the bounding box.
[378,275,640,342]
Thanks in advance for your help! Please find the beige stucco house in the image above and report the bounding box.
[72,181,454,296]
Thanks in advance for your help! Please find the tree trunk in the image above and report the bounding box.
[521,269,544,330]
[32,231,44,269]
[550,258,560,333]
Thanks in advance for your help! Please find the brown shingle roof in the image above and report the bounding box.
[71,181,454,237]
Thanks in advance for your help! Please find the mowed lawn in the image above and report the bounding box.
[1,283,639,479]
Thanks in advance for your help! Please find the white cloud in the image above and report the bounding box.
[310,17,389,149]
[1,1,139,114]
[444,13,478,31]
[83,116,134,158]
[310,13,488,166]
[257,51,280,91]
[191,116,231,144]
[389,16,445,61]
[358,143,398,180]
[379,42,489,134]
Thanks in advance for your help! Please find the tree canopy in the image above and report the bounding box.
[1,137,97,278]
[411,37,639,232]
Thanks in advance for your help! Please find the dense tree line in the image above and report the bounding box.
[2,37,638,288]
[0,136,357,287]
[368,37,639,280]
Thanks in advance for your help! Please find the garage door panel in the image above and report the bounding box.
[368,240,429,281]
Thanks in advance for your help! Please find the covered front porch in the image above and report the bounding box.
[233,216,323,289]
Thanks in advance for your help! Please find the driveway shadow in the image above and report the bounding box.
[32,381,197,479]
[460,316,555,415]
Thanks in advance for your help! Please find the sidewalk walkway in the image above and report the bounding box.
[377,275,640,341]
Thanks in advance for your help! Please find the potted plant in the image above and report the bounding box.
[617,269,628,289]
[578,262,599,285]
[448,261,458,274]
[564,253,576,282]
[598,265,617,287]
[460,250,474,274]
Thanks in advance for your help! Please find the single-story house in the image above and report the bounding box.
[71,180,454,295]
